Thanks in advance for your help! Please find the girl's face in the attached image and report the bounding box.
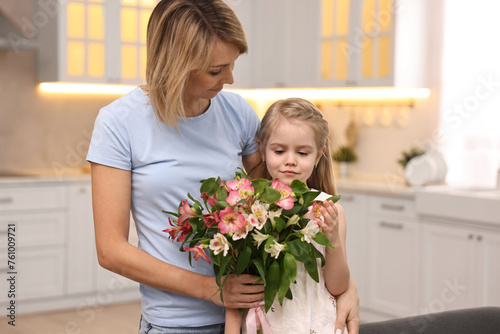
[260,119,326,186]
[185,39,240,103]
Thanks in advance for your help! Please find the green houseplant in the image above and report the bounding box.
[332,146,357,178]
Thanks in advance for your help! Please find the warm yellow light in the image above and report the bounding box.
[39,83,136,95]
[224,87,431,102]
[39,83,430,102]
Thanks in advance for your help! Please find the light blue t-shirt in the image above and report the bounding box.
[87,87,260,327]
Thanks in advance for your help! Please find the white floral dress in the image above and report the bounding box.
[242,241,348,334]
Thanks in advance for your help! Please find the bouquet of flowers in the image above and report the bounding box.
[162,170,340,312]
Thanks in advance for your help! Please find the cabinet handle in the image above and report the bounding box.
[0,197,14,204]
[379,221,404,230]
[477,235,483,242]
[468,234,474,240]
[380,204,405,211]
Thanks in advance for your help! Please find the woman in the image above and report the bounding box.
[87,1,360,333]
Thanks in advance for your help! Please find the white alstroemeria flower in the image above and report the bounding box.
[286,214,300,227]
[300,221,320,243]
[251,201,269,229]
[265,240,285,259]
[252,230,270,248]
[209,233,230,256]
[268,208,283,228]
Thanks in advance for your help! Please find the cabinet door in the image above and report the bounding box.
[352,0,395,86]
[421,222,476,313]
[339,192,367,300]
[476,229,500,307]
[17,248,66,301]
[62,0,108,82]
[250,0,290,88]
[67,182,96,295]
[366,213,419,317]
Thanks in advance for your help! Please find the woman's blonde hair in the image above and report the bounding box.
[144,0,247,127]
[255,98,337,195]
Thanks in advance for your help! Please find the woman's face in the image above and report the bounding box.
[260,119,326,186]
[185,39,240,103]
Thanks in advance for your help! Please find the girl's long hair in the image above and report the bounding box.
[254,98,337,195]
[144,0,247,128]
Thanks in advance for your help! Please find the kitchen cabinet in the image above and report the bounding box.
[319,0,395,87]
[0,185,67,304]
[232,0,426,89]
[364,195,420,319]
[37,0,157,84]
[339,192,368,301]
[0,179,140,314]
[421,218,500,313]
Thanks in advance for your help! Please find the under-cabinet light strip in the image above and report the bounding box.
[39,83,430,101]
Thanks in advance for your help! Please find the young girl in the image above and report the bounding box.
[226,98,350,334]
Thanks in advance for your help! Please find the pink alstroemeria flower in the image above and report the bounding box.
[304,201,324,225]
[184,245,211,264]
[271,179,294,210]
[163,218,192,242]
[225,178,255,206]
[178,200,197,225]
[203,213,217,228]
[217,206,246,234]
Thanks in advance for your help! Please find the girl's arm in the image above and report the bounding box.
[318,201,350,296]
[225,308,243,334]
[91,162,264,309]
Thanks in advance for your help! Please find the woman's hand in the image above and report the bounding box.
[210,274,264,309]
[335,278,360,334]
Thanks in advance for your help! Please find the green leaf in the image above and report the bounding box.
[274,217,286,233]
[313,232,334,249]
[283,253,297,283]
[252,258,266,285]
[324,194,341,203]
[290,179,308,190]
[215,187,228,202]
[260,187,281,203]
[236,246,252,276]
[264,261,280,312]
[200,177,221,196]
[287,239,319,283]
[215,255,232,288]
[302,191,322,207]
[278,261,291,306]
[162,210,180,217]
[251,178,272,194]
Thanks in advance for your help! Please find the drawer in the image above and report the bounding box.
[0,186,66,212]
[0,213,66,249]
[369,195,416,218]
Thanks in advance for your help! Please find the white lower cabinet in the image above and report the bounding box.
[421,219,500,313]
[0,180,140,315]
[339,192,367,302]
[364,196,420,320]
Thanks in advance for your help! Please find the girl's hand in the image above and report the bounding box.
[211,274,264,309]
[318,200,341,246]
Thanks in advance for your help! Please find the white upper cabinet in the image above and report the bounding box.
[319,0,395,87]
[37,0,156,84]
[233,0,426,88]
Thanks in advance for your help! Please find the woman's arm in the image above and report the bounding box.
[318,201,350,296]
[335,277,360,334]
[91,162,264,308]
